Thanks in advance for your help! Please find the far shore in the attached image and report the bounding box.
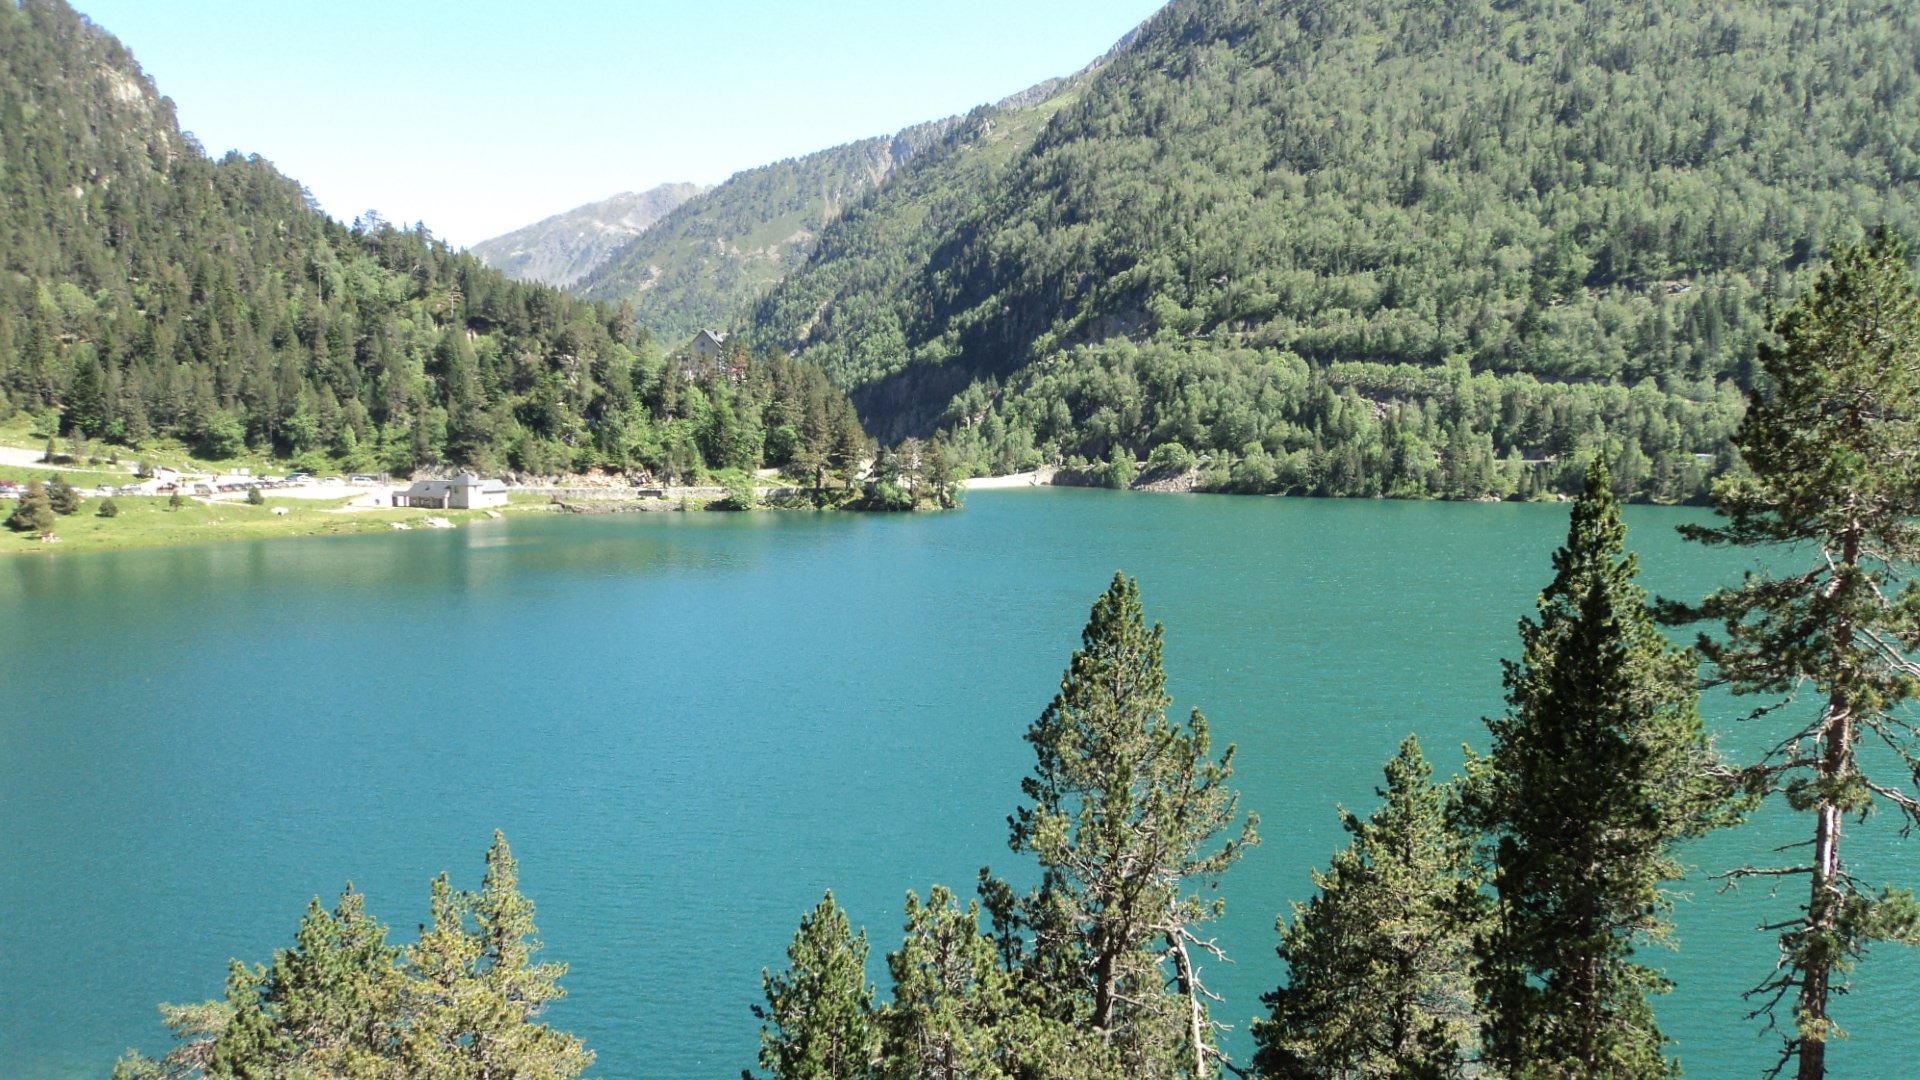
[964,467,1058,490]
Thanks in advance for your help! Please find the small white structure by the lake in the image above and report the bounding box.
[394,473,508,510]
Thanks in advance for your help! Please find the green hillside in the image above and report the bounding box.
[576,119,964,343]
[749,0,1920,500]
[0,0,862,483]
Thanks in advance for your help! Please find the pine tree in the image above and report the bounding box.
[993,572,1257,1078]
[880,885,1016,1080]
[1253,736,1482,1079]
[403,832,591,1080]
[64,351,110,437]
[7,479,55,534]
[752,891,881,1080]
[121,836,589,1080]
[1467,460,1733,1077]
[44,473,80,515]
[205,887,409,1078]
[1671,229,1920,1079]
[111,1002,232,1080]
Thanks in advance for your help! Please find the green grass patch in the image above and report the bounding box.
[0,496,532,556]
[0,463,133,489]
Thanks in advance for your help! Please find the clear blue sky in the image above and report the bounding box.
[70,0,1167,248]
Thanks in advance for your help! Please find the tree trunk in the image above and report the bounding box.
[1798,701,1849,1080]
[1092,947,1117,1033]
[1171,933,1208,1079]
[1800,528,1861,1080]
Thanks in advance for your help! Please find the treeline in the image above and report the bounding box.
[942,341,1742,501]
[740,0,1920,494]
[0,0,868,483]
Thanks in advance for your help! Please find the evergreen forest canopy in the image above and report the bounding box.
[574,115,972,345]
[0,0,868,484]
[710,0,1920,501]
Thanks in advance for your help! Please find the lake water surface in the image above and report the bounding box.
[3,489,1915,1077]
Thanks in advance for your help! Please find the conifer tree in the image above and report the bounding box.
[121,836,589,1080]
[1671,229,1920,1079]
[206,887,409,1078]
[992,572,1257,1078]
[111,1002,232,1080]
[1467,460,1732,1077]
[880,885,1017,1080]
[1253,736,1482,1079]
[6,478,55,534]
[403,832,590,1080]
[752,891,881,1080]
[45,473,80,514]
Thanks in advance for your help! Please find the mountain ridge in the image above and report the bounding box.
[570,33,1149,345]
[470,183,707,288]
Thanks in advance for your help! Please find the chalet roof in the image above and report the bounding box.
[450,473,507,492]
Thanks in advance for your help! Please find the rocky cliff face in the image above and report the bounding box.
[470,182,707,287]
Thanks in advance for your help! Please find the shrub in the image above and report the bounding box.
[97,498,119,518]
[246,487,266,506]
[1146,441,1198,473]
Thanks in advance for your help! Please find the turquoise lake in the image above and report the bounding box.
[2,488,1916,1077]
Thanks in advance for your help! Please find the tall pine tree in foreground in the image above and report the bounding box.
[404,832,590,1080]
[987,572,1257,1079]
[1253,735,1483,1079]
[1466,461,1734,1078]
[1670,229,1920,1080]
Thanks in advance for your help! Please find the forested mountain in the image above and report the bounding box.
[0,0,863,482]
[574,117,971,344]
[572,70,1115,346]
[746,0,1920,500]
[469,182,706,287]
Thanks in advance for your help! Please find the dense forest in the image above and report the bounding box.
[733,0,1920,499]
[575,115,973,344]
[0,0,866,483]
